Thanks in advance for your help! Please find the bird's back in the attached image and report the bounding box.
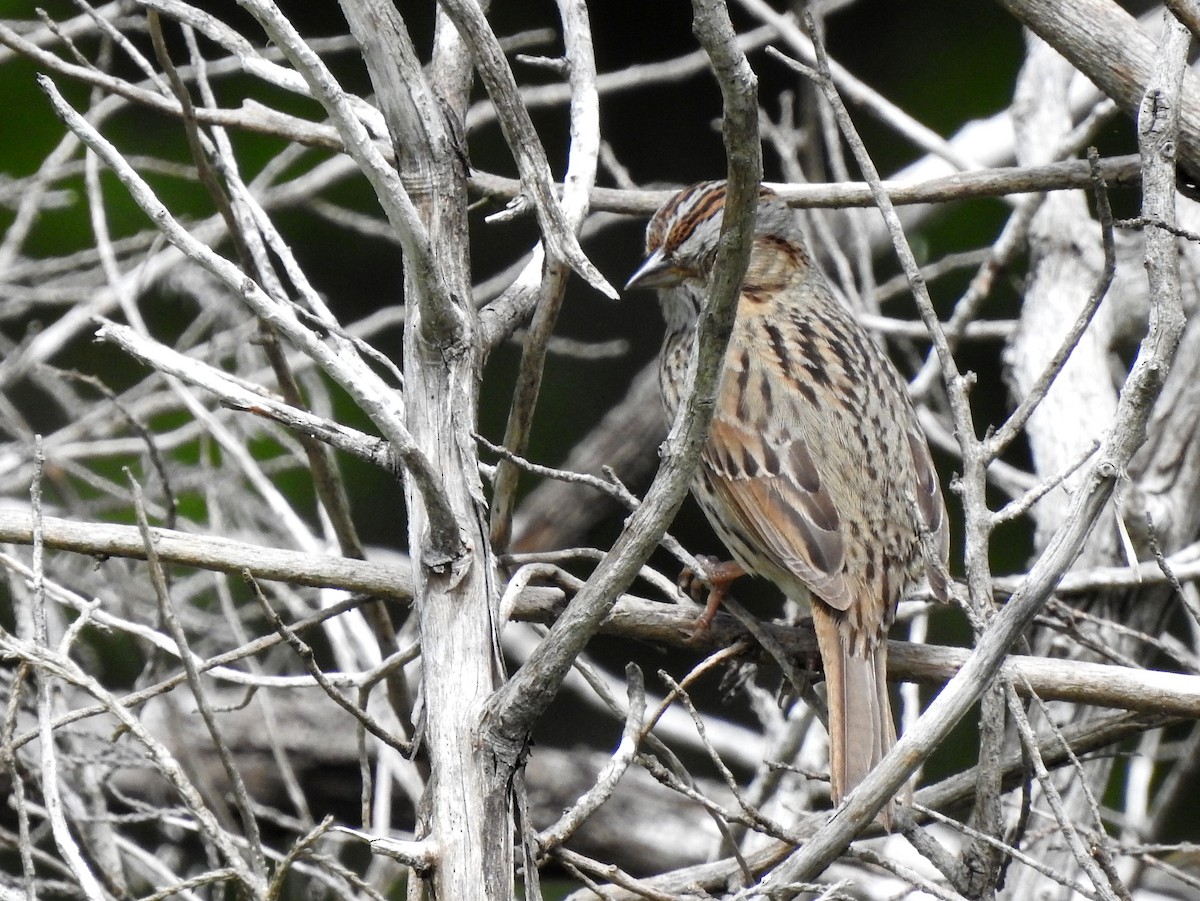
[669,235,935,629]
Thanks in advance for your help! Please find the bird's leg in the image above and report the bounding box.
[679,555,747,636]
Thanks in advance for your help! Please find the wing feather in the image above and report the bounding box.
[702,416,853,610]
[905,423,950,602]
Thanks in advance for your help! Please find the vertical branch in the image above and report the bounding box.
[31,439,109,901]
[235,0,460,332]
[337,0,505,896]
[1006,37,1117,559]
[1139,21,1189,352]
[1001,19,1188,897]
[489,0,603,551]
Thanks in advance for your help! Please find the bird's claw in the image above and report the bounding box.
[678,556,746,640]
[678,554,723,602]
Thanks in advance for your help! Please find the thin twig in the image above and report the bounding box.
[538,664,647,854]
[987,148,1118,458]
[1004,685,1121,901]
[248,574,413,758]
[128,470,270,885]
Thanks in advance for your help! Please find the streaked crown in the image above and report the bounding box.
[625,181,801,292]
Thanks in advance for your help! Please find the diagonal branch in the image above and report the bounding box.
[235,0,462,341]
[479,0,761,762]
[994,0,1200,169]
[437,0,616,300]
[35,73,463,566]
[761,12,1191,887]
[335,0,468,348]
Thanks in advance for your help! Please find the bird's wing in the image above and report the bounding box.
[906,422,951,602]
[701,414,853,611]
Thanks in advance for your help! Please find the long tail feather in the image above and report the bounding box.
[812,606,900,830]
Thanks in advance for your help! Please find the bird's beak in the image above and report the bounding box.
[624,248,683,291]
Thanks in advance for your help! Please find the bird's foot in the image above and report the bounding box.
[679,556,747,640]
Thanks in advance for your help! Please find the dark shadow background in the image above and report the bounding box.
[4,0,1186,889]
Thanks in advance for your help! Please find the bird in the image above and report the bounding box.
[625,181,950,828]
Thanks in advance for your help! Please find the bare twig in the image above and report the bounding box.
[488,0,604,550]
[249,575,413,758]
[538,664,647,854]
[128,470,270,885]
[436,0,615,299]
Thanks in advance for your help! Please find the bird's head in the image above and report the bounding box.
[625,181,799,292]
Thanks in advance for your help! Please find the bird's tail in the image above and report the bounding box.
[812,606,903,830]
